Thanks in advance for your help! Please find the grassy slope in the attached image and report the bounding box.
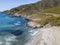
[34,6,60,26]
[35,15,60,26]
[43,6,60,14]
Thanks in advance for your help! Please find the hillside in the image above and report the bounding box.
[42,6,60,14]
[41,0,60,8]
[4,0,60,26]
[4,0,60,15]
[4,1,42,15]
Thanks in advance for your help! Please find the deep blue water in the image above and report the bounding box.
[0,12,38,45]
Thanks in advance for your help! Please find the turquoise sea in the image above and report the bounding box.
[0,12,38,45]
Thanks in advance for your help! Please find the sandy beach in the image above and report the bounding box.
[25,26,60,45]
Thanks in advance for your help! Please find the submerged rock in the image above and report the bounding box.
[0,30,24,36]
[10,30,24,36]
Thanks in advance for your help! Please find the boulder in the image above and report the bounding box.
[27,21,42,28]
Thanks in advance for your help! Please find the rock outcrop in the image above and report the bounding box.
[27,21,42,28]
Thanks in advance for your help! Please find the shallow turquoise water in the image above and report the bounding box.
[0,12,38,45]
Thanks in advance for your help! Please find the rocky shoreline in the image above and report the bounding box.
[10,14,51,28]
[27,21,43,28]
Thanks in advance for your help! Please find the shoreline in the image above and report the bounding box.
[25,26,60,45]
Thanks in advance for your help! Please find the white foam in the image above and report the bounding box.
[25,43,31,45]
[5,36,17,41]
[0,41,3,45]
[14,21,21,25]
[29,30,38,36]
[3,35,17,45]
[5,42,12,45]
[29,30,34,32]
[30,31,38,36]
